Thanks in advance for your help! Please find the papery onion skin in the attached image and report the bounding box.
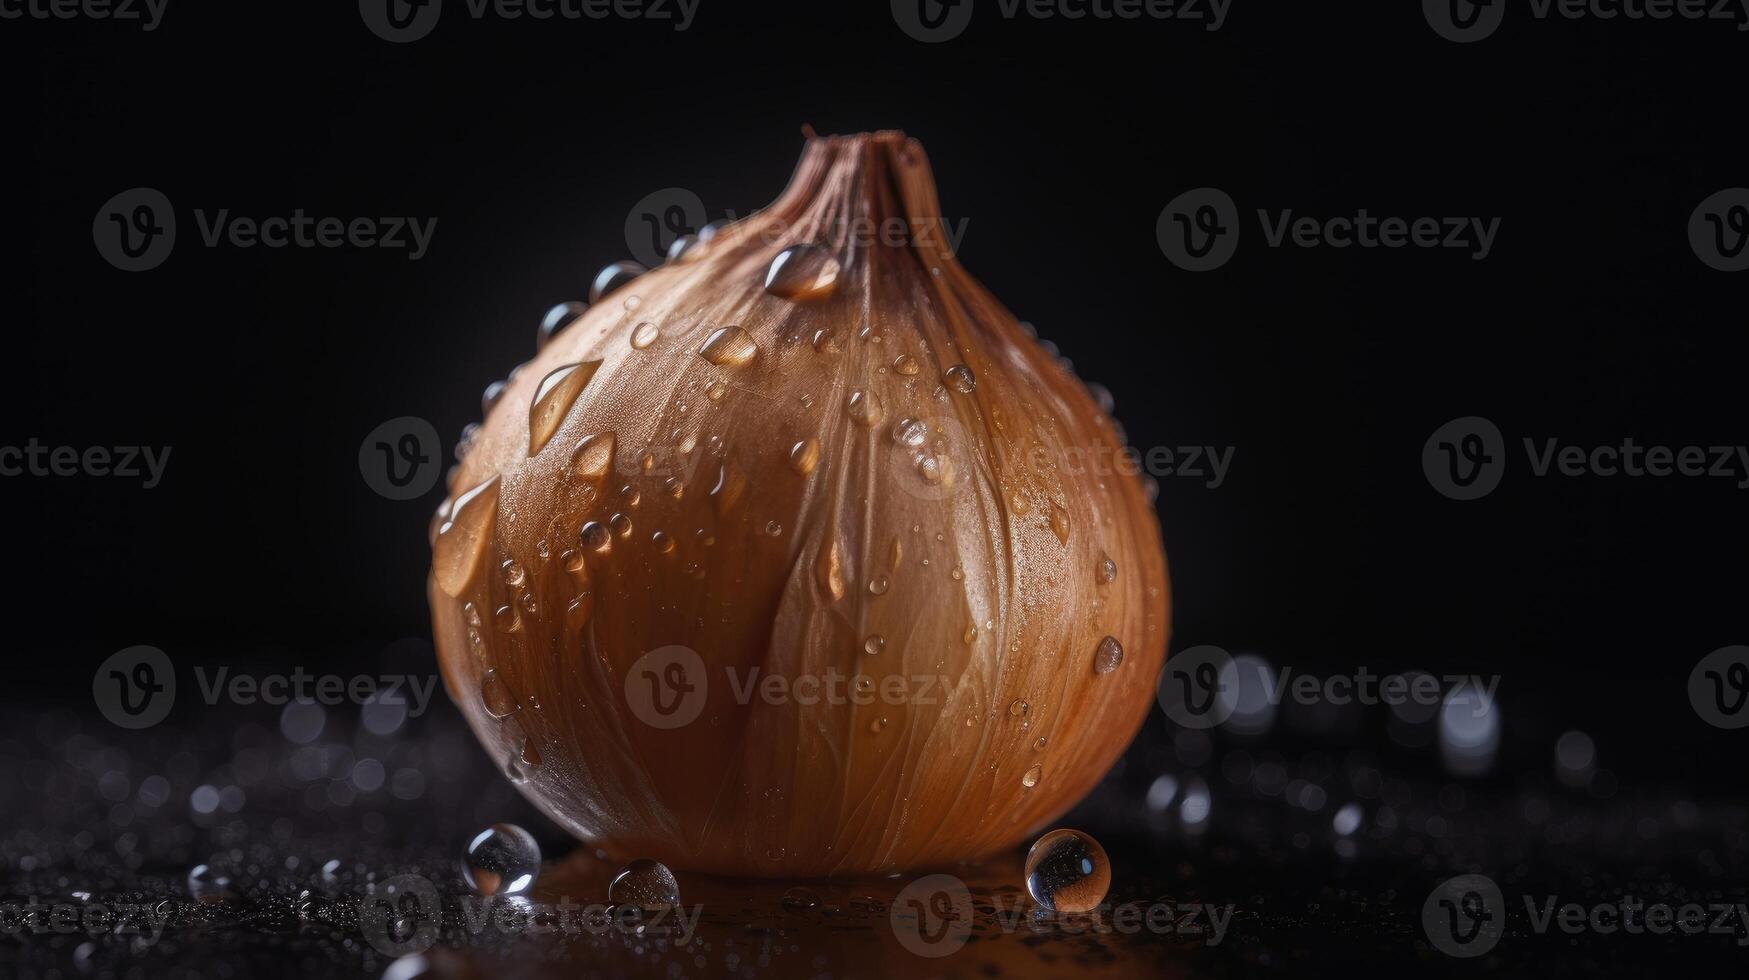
[430,131,1169,876]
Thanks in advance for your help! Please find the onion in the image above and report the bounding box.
[430,131,1169,875]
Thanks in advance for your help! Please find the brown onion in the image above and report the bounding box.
[429,131,1169,876]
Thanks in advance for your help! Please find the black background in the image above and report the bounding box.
[4,1,1744,795]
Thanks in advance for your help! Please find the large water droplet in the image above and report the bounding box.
[538,302,587,350]
[528,361,602,455]
[699,325,758,366]
[710,461,746,515]
[1021,763,1044,788]
[1094,636,1123,674]
[571,432,617,481]
[630,321,660,349]
[608,859,679,910]
[589,261,645,303]
[764,244,841,301]
[817,535,846,600]
[1024,829,1110,914]
[433,477,501,597]
[945,364,977,393]
[463,823,540,896]
[847,389,882,427]
[863,635,885,656]
[1096,552,1117,585]
[187,864,234,903]
[482,380,507,417]
[892,418,928,448]
[789,438,820,475]
[892,353,921,376]
[580,521,611,554]
[481,670,519,717]
[1048,501,1072,545]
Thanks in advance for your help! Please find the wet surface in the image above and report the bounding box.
[2,701,1745,979]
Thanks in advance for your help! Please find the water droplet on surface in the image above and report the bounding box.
[666,234,698,262]
[528,361,603,455]
[892,353,921,376]
[1022,764,1044,788]
[580,521,611,553]
[479,668,517,717]
[704,378,728,402]
[630,321,660,349]
[892,418,928,448]
[501,560,526,588]
[764,244,841,301]
[608,859,679,910]
[464,823,540,896]
[812,328,843,354]
[589,261,645,303]
[1024,829,1110,913]
[817,535,846,600]
[1097,553,1117,584]
[434,477,501,597]
[1093,636,1123,674]
[570,432,617,481]
[1034,735,1048,751]
[482,379,507,417]
[187,864,233,903]
[847,389,882,427]
[493,605,521,634]
[1048,501,1071,545]
[610,513,633,537]
[538,301,587,350]
[781,885,822,910]
[863,635,885,656]
[789,438,820,475]
[945,364,977,393]
[699,325,758,366]
[652,530,675,554]
[867,574,890,596]
[764,520,783,537]
[962,623,978,644]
